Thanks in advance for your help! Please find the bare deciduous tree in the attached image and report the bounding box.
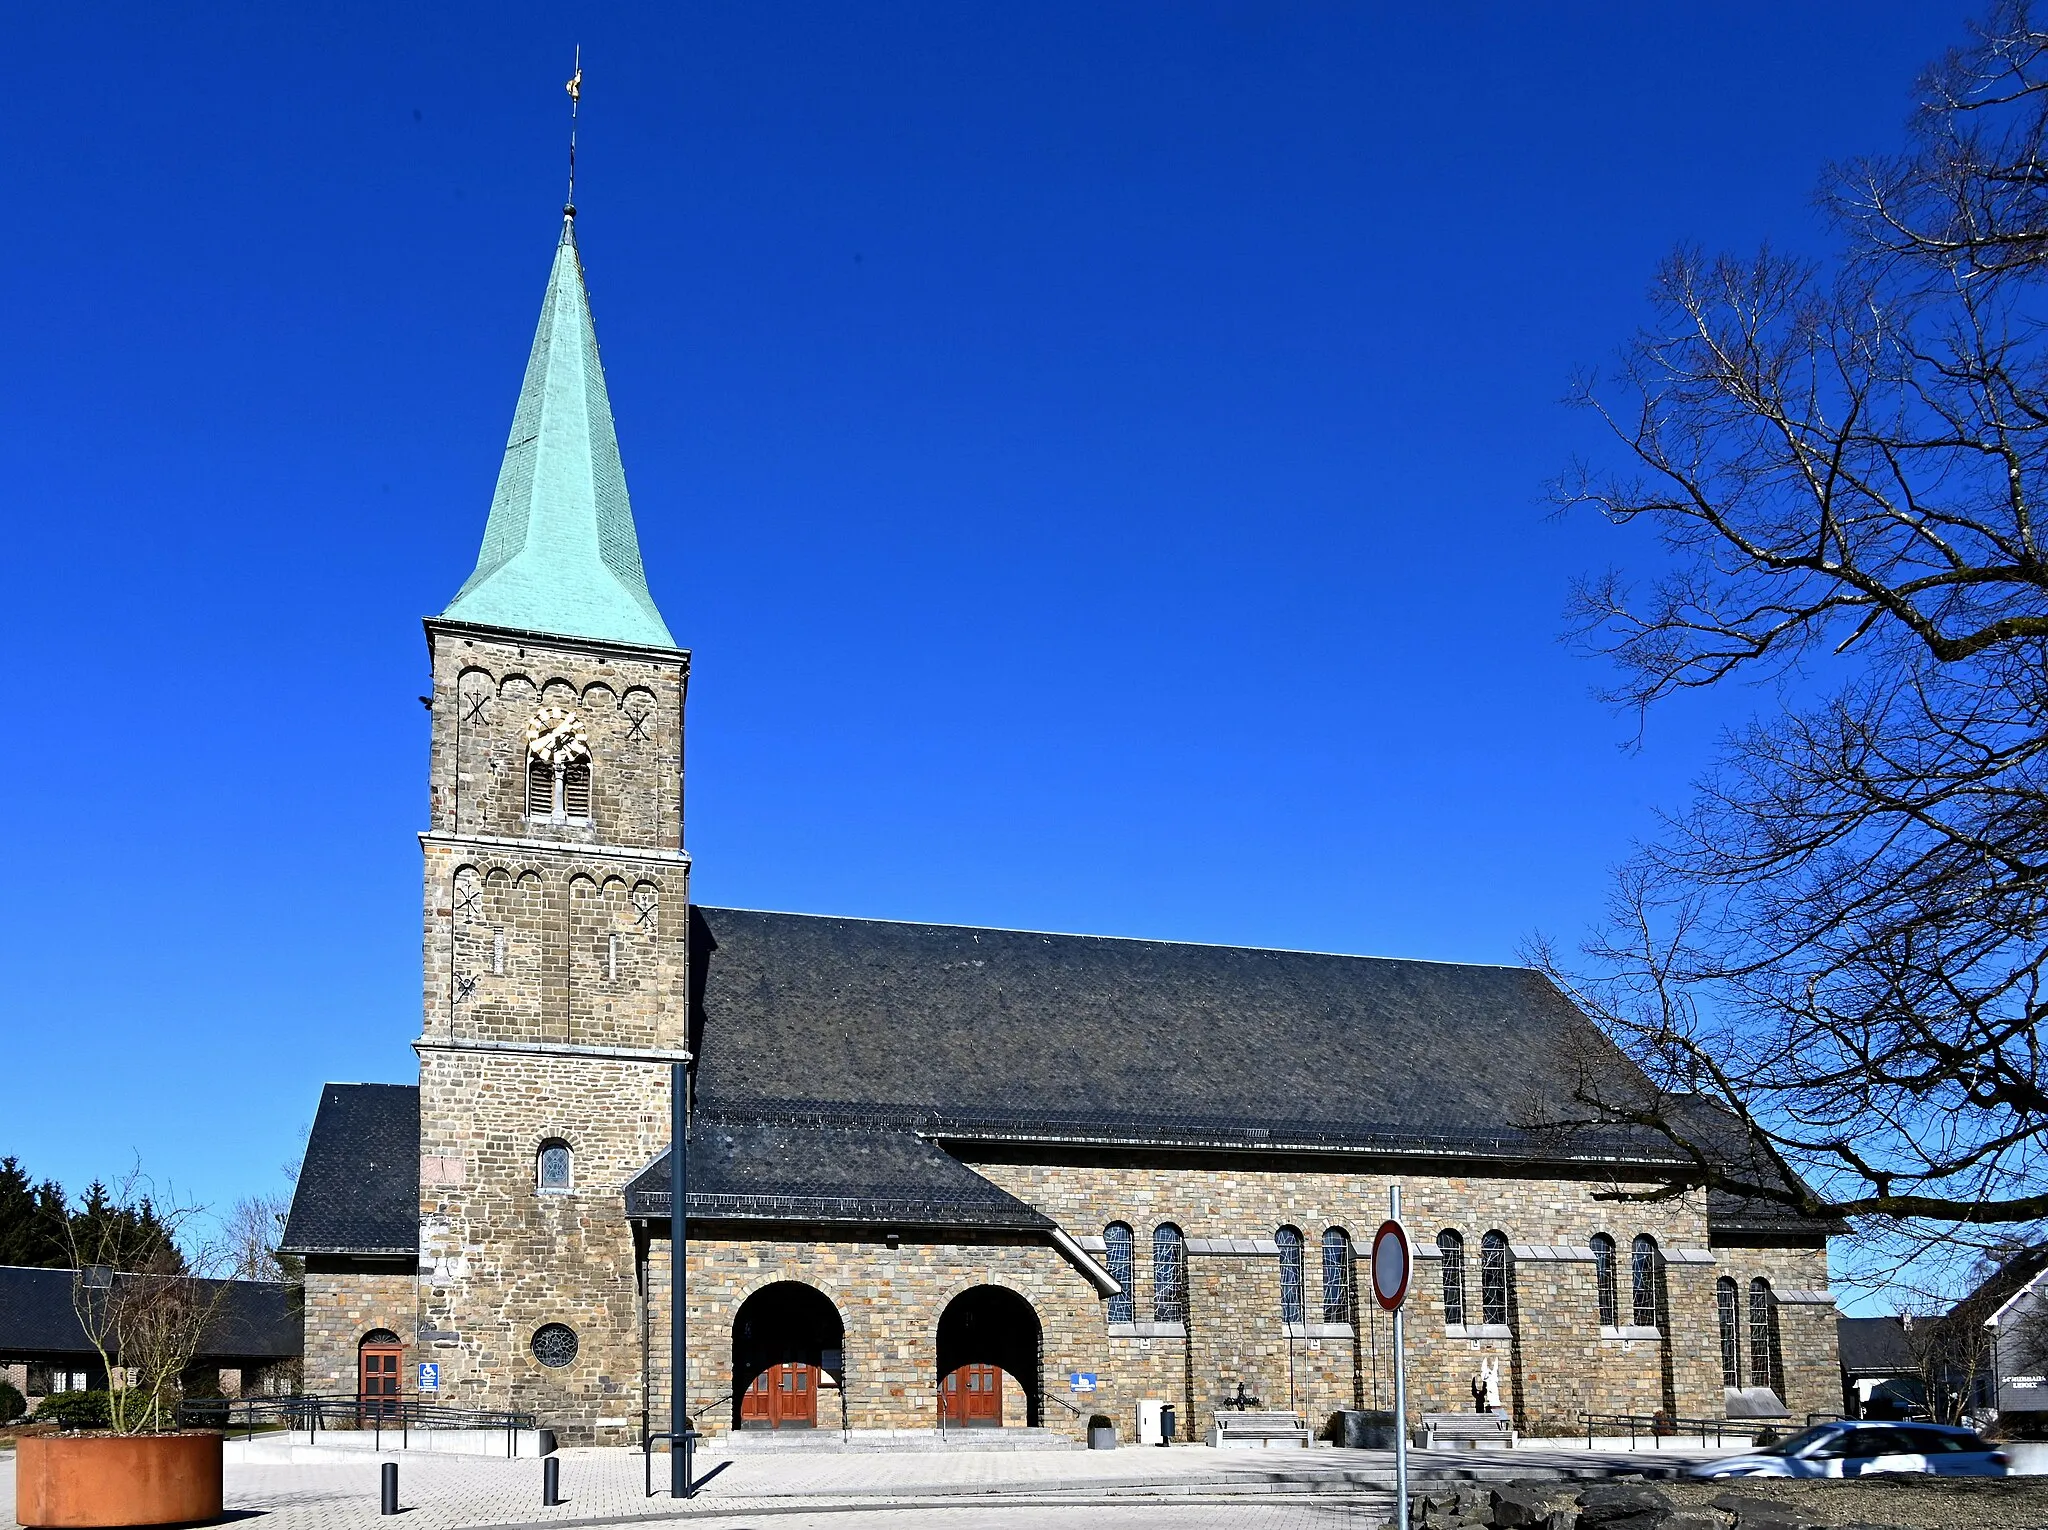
[1541,2,2048,1286]
[65,1169,228,1434]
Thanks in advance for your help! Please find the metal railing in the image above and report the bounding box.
[177,1394,538,1456]
[1577,1411,1749,1449]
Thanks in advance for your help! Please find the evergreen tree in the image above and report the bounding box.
[0,1157,71,1268]
[67,1181,185,1275]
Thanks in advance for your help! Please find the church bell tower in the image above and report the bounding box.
[411,207,691,1435]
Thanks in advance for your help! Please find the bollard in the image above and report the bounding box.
[543,1456,561,1507]
[380,1461,398,1516]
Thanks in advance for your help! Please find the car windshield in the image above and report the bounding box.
[1758,1424,1846,1458]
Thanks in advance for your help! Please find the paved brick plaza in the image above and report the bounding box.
[3,1443,1733,1530]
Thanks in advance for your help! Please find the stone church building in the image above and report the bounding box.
[282,207,1842,1445]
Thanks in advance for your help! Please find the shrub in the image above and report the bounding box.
[32,1390,113,1429]
[1088,1413,1113,1432]
[0,1380,24,1424]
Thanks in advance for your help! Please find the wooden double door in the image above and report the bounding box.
[740,1362,820,1429]
[939,1364,1003,1427]
[358,1346,403,1420]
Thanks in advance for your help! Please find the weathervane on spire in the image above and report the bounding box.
[565,46,583,218]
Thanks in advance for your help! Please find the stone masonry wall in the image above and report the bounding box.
[415,1049,673,1444]
[302,1269,418,1398]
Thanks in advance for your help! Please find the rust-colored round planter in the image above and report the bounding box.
[15,1432,223,1528]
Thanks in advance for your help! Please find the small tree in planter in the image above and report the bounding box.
[18,1172,233,1529]
[61,1170,228,1435]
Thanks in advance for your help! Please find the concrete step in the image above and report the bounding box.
[709,1426,1081,1453]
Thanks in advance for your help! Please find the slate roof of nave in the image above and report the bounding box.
[281,909,1834,1252]
[685,906,1680,1165]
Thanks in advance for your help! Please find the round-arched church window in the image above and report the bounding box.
[532,1323,579,1368]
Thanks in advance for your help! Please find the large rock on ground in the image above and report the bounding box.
[1489,1483,1576,1528]
[1576,1482,1677,1529]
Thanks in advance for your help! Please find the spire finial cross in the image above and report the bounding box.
[565,46,583,219]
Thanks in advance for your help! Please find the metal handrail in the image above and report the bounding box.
[177,1393,538,1457]
[1577,1411,1748,1449]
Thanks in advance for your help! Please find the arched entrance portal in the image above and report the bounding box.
[732,1282,844,1431]
[936,1285,1041,1428]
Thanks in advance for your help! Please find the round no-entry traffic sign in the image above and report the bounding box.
[1370,1218,1411,1311]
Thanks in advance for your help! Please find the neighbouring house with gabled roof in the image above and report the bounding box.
[281,199,1841,1446]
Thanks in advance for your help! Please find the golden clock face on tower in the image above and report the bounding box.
[525,707,591,767]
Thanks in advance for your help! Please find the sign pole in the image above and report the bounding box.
[670,1060,690,1498]
[1390,1184,1408,1530]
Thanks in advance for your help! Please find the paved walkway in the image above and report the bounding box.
[1,1440,1730,1530]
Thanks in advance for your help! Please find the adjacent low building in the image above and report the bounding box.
[282,201,1842,1446]
[0,1265,300,1409]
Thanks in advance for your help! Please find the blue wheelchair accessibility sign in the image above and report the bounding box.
[418,1362,439,1391]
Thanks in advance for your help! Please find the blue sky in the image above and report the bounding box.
[3,3,1976,1256]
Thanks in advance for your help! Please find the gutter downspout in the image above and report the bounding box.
[1049,1227,1122,1296]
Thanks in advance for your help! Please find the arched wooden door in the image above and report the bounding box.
[739,1362,820,1429]
[357,1332,403,1421]
[939,1363,1003,1427]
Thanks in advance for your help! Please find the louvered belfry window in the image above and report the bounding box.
[527,758,556,817]
[562,761,591,818]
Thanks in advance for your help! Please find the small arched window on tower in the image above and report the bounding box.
[1437,1231,1466,1327]
[1631,1235,1661,1330]
[537,1139,572,1192]
[1277,1226,1305,1323]
[1590,1234,1618,1328]
[1321,1228,1353,1323]
[1480,1231,1510,1326]
[1716,1277,1743,1388]
[1103,1223,1135,1325]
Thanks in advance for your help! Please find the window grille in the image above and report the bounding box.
[563,761,591,818]
[1437,1230,1466,1326]
[1321,1228,1353,1323]
[1630,1235,1660,1329]
[537,1140,572,1190]
[1277,1226,1305,1323]
[1104,1223,1135,1324]
[526,758,555,817]
[1153,1224,1186,1325]
[1480,1231,1510,1326]
[1716,1277,1742,1387]
[1590,1234,1617,1327]
[1748,1278,1784,1398]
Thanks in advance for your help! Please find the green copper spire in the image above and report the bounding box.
[441,214,677,649]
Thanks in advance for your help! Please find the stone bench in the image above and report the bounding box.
[1418,1411,1516,1450]
[1208,1410,1311,1449]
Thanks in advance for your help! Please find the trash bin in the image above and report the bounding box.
[1337,1409,1397,1449]
[1159,1404,1177,1444]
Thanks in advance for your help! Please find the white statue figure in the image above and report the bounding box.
[1474,1356,1501,1411]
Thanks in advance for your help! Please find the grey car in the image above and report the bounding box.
[1684,1420,2010,1479]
